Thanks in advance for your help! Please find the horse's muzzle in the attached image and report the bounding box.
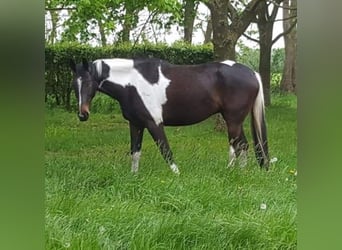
[78,112,89,121]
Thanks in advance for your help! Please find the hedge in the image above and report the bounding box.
[45,43,214,111]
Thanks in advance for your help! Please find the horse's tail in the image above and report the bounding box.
[251,72,269,169]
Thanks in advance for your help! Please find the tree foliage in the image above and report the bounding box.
[45,0,182,45]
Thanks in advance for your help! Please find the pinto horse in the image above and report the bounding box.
[70,58,269,174]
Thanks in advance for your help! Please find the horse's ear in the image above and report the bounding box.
[70,59,76,72]
[82,58,89,71]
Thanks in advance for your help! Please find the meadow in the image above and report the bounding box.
[45,93,297,249]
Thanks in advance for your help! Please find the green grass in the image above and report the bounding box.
[45,94,297,249]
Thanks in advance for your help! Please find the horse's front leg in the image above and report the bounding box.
[129,123,144,173]
[146,122,180,174]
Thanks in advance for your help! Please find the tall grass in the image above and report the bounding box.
[45,94,297,249]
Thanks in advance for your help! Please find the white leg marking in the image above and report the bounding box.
[228,145,236,167]
[170,163,180,175]
[239,150,248,167]
[131,151,141,173]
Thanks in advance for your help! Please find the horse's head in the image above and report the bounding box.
[70,58,98,121]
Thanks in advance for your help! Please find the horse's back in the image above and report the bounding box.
[160,60,260,125]
[162,60,259,102]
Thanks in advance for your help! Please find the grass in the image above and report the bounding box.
[45,93,297,249]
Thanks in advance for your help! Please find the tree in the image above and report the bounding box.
[118,0,146,43]
[45,0,182,46]
[280,0,297,93]
[204,0,229,60]
[195,9,212,44]
[52,0,117,45]
[204,0,263,61]
[204,16,212,44]
[255,0,283,105]
[183,0,199,43]
[242,0,296,105]
[45,0,61,45]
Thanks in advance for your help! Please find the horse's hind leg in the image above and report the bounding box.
[129,123,144,173]
[225,121,249,168]
[146,122,180,174]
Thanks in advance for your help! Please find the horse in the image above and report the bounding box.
[69,57,269,174]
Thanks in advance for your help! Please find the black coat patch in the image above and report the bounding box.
[100,61,110,80]
[133,58,161,84]
[92,60,110,82]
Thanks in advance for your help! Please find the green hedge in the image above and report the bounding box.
[45,43,214,111]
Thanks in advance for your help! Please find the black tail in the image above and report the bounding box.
[251,72,269,169]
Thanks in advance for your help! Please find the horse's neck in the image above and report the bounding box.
[98,81,126,102]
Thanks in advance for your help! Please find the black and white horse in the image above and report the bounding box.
[70,58,269,174]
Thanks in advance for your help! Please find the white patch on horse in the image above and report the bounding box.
[77,77,82,107]
[239,150,248,167]
[228,145,236,167]
[100,59,171,125]
[131,151,141,173]
[221,60,236,67]
[170,163,180,175]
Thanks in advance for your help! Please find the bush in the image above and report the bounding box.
[271,48,285,73]
[270,73,282,94]
[91,94,119,114]
[237,44,259,71]
[237,45,285,74]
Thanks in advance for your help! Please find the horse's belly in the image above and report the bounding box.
[162,101,218,126]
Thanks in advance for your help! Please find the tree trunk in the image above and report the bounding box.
[98,19,107,46]
[226,31,238,60]
[280,0,297,93]
[48,10,58,44]
[206,0,262,61]
[206,0,230,61]
[183,0,197,44]
[52,75,60,106]
[204,16,212,44]
[258,39,272,106]
[121,5,134,43]
[257,1,276,106]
